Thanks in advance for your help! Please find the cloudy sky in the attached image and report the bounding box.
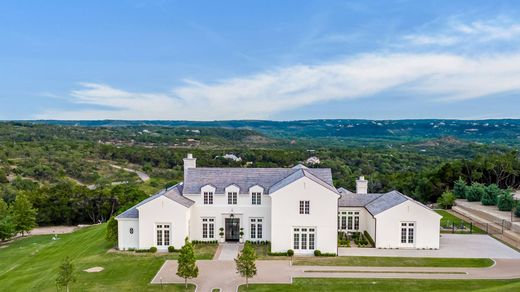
[1,0,520,120]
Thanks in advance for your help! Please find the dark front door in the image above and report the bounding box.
[225,218,240,242]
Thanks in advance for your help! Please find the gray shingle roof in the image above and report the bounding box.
[269,169,339,194]
[183,167,333,194]
[116,183,194,219]
[338,188,411,215]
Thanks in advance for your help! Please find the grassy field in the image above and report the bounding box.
[436,210,486,234]
[292,256,493,267]
[0,224,215,291]
[237,278,520,292]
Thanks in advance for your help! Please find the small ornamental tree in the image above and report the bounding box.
[497,192,514,211]
[437,191,456,209]
[481,184,500,206]
[0,200,15,241]
[55,257,76,292]
[453,178,467,199]
[105,216,118,246]
[235,241,257,288]
[11,195,37,236]
[466,183,485,202]
[177,237,198,288]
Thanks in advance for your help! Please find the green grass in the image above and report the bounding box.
[237,278,520,292]
[0,224,216,291]
[292,256,494,267]
[436,210,486,234]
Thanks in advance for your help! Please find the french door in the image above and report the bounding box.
[400,222,415,248]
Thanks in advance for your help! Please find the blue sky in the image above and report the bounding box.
[1,0,520,120]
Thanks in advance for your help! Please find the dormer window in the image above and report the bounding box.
[227,192,237,205]
[251,192,262,205]
[203,191,213,205]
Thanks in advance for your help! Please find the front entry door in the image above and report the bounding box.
[225,218,240,242]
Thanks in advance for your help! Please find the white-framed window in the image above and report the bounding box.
[293,227,316,250]
[251,192,262,205]
[299,201,310,214]
[202,218,215,239]
[401,222,415,244]
[203,191,214,205]
[338,211,359,231]
[227,192,237,205]
[250,218,263,239]
[156,224,170,246]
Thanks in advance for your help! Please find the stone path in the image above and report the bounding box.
[216,243,243,260]
[151,259,520,292]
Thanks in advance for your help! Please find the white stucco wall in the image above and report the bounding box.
[116,219,139,250]
[184,184,271,242]
[136,196,191,250]
[374,200,441,249]
[270,177,339,254]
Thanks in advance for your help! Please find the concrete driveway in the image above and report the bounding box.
[338,234,520,259]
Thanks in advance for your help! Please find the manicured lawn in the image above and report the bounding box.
[436,210,486,234]
[252,244,289,260]
[0,224,215,291]
[292,256,494,267]
[238,278,520,292]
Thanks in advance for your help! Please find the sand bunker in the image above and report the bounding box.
[84,267,104,273]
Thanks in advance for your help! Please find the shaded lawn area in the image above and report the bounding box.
[436,210,486,234]
[0,224,215,291]
[237,278,520,292]
[252,244,289,260]
[292,256,494,267]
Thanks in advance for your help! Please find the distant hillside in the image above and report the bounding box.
[27,119,520,145]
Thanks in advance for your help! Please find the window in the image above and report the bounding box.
[156,224,170,246]
[400,222,415,244]
[129,228,134,234]
[203,191,214,205]
[202,218,215,239]
[251,192,262,205]
[299,201,310,214]
[250,218,263,239]
[338,210,360,231]
[354,213,360,230]
[227,192,237,205]
[347,217,353,230]
[293,227,316,250]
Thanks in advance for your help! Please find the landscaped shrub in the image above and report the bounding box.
[481,184,500,206]
[437,191,456,209]
[466,183,485,202]
[363,231,375,246]
[313,250,322,256]
[267,252,288,256]
[287,249,294,257]
[135,249,151,253]
[453,178,467,199]
[497,192,514,211]
[149,246,157,253]
[319,253,336,257]
[168,246,175,253]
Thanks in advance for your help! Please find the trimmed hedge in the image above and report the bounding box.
[168,246,175,253]
[191,240,218,245]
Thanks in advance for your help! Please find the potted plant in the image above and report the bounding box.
[239,228,244,243]
[219,227,224,243]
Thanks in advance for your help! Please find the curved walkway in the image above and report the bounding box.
[151,259,520,292]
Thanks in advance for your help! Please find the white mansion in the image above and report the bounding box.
[116,154,441,254]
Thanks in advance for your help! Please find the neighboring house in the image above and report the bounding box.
[221,154,242,162]
[116,154,441,253]
[305,156,321,165]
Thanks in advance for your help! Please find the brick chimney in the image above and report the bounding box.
[356,176,368,194]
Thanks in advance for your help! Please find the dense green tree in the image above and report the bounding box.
[481,184,500,206]
[11,194,37,236]
[437,191,456,209]
[453,178,467,199]
[497,192,514,211]
[105,216,118,245]
[466,183,486,202]
[0,200,15,241]
[176,237,198,288]
[235,241,257,288]
[55,257,76,292]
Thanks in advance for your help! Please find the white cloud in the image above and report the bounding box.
[404,18,520,46]
[37,52,520,120]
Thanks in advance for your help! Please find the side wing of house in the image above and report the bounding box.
[270,171,339,254]
[374,200,441,249]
